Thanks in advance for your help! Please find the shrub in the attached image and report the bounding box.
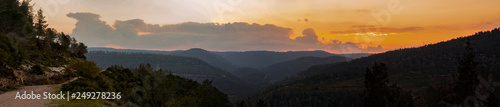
[67,60,100,78]
[31,65,44,75]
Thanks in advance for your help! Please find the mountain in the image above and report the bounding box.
[87,48,237,71]
[248,28,500,106]
[231,68,268,87]
[262,55,350,83]
[85,51,255,98]
[339,53,372,59]
[169,48,238,71]
[213,50,335,69]
[88,48,342,71]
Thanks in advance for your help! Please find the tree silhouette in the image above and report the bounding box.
[360,62,413,107]
[453,38,479,103]
[34,8,48,37]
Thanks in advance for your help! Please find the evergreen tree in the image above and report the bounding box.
[360,62,389,107]
[34,8,47,37]
[19,0,34,36]
[0,0,25,34]
[453,38,479,103]
[44,28,56,42]
[237,100,247,107]
[58,32,71,49]
[0,0,19,11]
[257,99,267,107]
[360,62,413,107]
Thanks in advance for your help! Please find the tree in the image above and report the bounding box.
[67,60,100,78]
[19,0,34,36]
[0,0,19,11]
[360,62,389,107]
[453,38,479,102]
[360,62,413,107]
[237,100,247,107]
[58,32,71,49]
[0,0,24,34]
[34,8,48,37]
[44,28,56,42]
[71,42,87,58]
[0,33,20,78]
[256,99,267,107]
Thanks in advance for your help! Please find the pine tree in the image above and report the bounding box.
[58,32,71,49]
[34,8,48,37]
[19,0,34,36]
[454,38,478,103]
[360,62,389,107]
[360,62,413,107]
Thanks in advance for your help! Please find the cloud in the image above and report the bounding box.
[67,12,113,46]
[68,12,295,50]
[295,28,318,44]
[330,26,424,34]
[356,9,371,13]
[324,40,385,53]
[68,12,385,53]
[296,28,385,53]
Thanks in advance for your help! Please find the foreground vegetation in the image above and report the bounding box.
[2,1,231,106]
[1,0,90,92]
[61,64,230,106]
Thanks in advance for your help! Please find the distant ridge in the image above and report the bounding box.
[262,55,350,82]
[213,50,336,69]
[87,47,353,70]
[88,47,237,71]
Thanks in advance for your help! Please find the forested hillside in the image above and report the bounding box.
[231,68,267,88]
[61,64,231,107]
[0,0,91,91]
[86,51,256,98]
[88,47,343,71]
[213,50,336,69]
[87,47,351,87]
[169,48,238,71]
[262,55,350,83]
[247,28,500,106]
[88,48,238,71]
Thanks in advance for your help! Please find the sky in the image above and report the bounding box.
[31,0,500,53]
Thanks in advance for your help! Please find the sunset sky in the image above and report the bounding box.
[31,0,500,53]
